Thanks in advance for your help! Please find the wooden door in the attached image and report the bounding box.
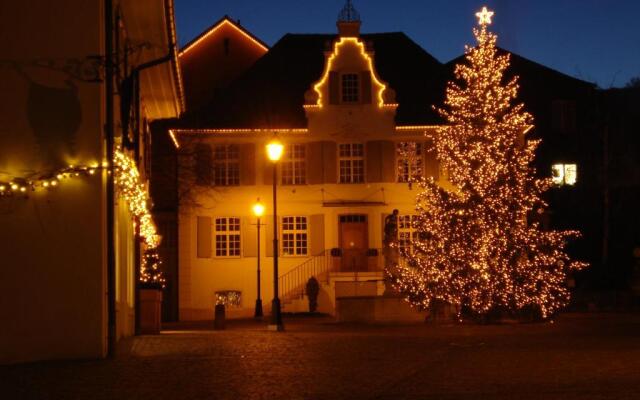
[339,215,368,272]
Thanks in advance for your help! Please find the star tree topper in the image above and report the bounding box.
[476,6,494,25]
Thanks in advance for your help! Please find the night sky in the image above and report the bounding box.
[175,0,640,88]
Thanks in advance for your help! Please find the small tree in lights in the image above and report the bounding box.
[391,7,586,319]
[141,247,166,289]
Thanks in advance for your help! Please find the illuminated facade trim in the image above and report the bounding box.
[171,128,308,135]
[395,125,439,131]
[312,37,391,108]
[179,18,269,57]
[168,129,180,149]
[167,0,186,113]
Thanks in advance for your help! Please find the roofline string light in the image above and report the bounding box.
[311,37,397,108]
[179,18,269,56]
[168,128,309,149]
[0,164,103,196]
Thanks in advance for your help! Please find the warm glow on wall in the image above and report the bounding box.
[312,37,391,108]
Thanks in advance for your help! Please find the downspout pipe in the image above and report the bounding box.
[130,0,179,335]
[105,0,116,359]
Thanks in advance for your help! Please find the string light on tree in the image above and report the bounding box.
[141,248,166,288]
[113,150,161,249]
[391,7,586,319]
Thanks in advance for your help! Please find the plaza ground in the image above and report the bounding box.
[2,313,640,399]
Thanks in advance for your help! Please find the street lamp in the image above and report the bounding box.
[252,199,265,318]
[266,137,284,331]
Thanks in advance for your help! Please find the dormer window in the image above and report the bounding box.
[341,73,359,103]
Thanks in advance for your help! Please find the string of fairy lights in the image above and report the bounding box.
[0,150,165,288]
[390,7,586,319]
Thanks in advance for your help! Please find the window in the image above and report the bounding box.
[398,215,418,254]
[341,73,359,103]
[214,217,241,257]
[281,144,306,185]
[552,164,577,186]
[215,290,241,307]
[339,143,365,183]
[397,142,423,183]
[281,216,308,256]
[213,145,240,186]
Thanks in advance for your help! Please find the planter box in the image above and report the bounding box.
[140,288,162,334]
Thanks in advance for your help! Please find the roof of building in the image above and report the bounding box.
[173,31,595,130]
[177,32,447,128]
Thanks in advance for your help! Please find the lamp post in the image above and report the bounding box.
[266,138,284,331]
[252,199,265,318]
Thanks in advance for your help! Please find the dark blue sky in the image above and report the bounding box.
[175,0,640,88]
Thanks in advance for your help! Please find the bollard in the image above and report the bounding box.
[214,304,225,330]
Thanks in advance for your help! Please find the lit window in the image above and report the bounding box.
[281,216,308,256]
[341,73,359,103]
[552,164,577,186]
[213,145,240,186]
[398,215,418,254]
[397,142,423,183]
[281,144,306,185]
[215,290,241,307]
[339,143,365,183]
[214,217,241,257]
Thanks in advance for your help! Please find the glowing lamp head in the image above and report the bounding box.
[266,139,284,162]
[252,201,265,218]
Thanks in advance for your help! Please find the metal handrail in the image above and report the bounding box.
[278,248,389,305]
[278,249,333,303]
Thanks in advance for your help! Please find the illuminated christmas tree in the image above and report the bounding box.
[141,247,166,289]
[391,7,586,319]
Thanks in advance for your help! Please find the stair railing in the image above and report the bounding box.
[278,249,332,304]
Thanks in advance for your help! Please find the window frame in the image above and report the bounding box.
[396,142,424,183]
[213,217,241,258]
[340,72,360,104]
[398,214,418,254]
[281,144,306,185]
[281,216,309,257]
[338,143,365,184]
[551,163,578,186]
[212,144,240,186]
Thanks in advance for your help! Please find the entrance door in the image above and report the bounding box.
[339,215,368,272]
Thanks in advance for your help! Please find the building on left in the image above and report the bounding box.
[0,0,184,364]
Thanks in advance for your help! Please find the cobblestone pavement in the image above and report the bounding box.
[2,313,640,400]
